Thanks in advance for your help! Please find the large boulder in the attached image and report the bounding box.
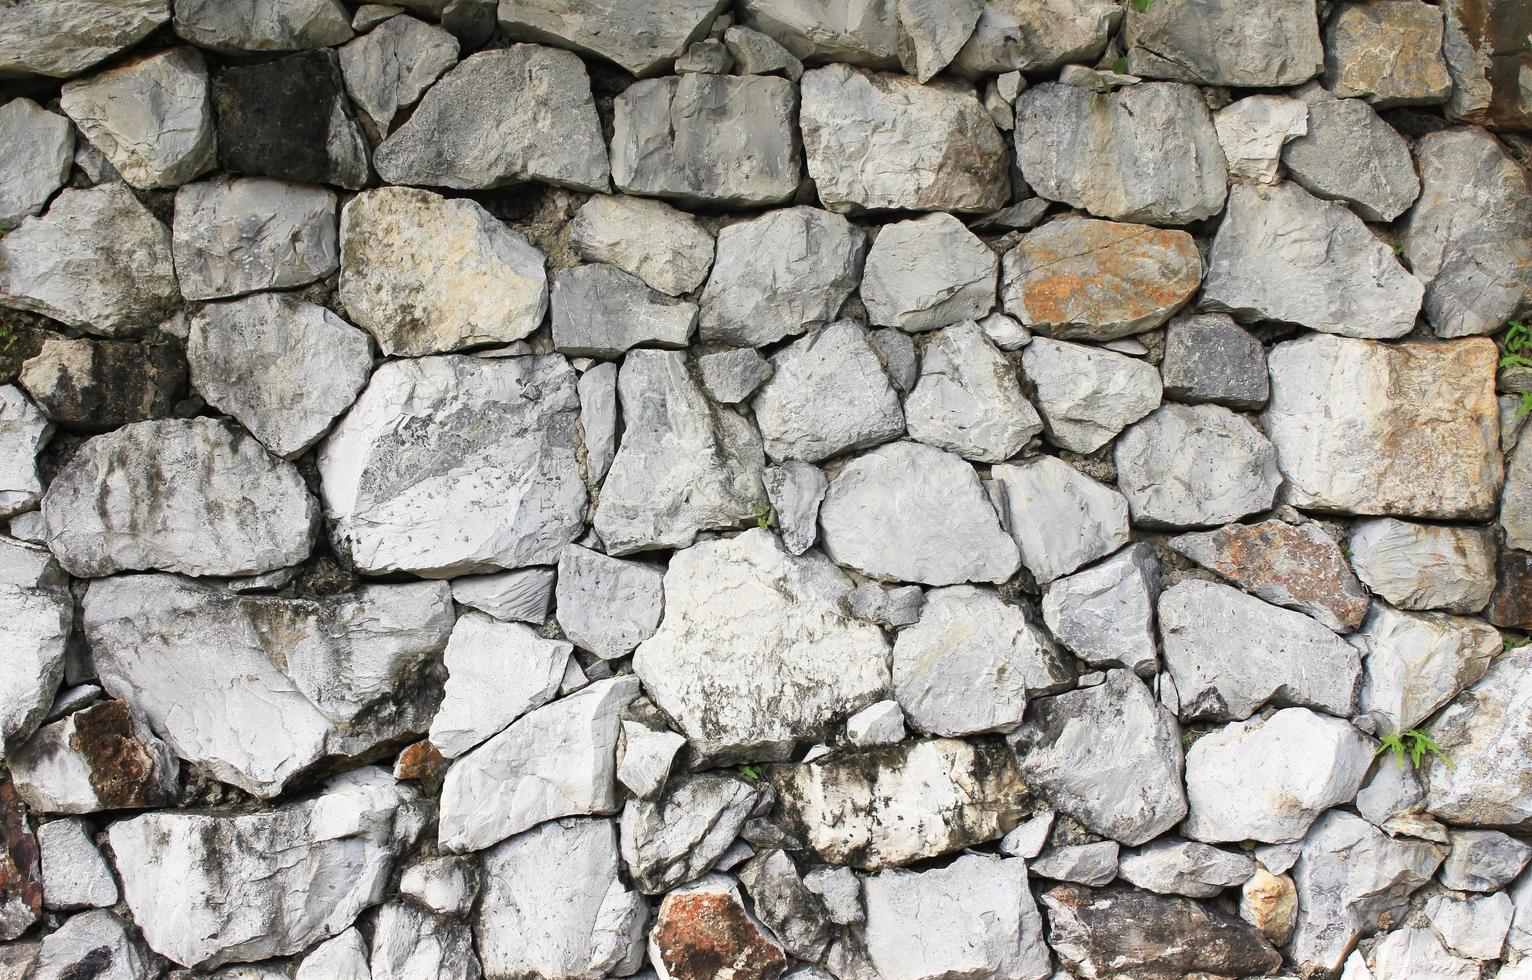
[1122,0,1322,86]
[498,0,727,76]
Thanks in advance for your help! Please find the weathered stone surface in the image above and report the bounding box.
[369,901,480,980]
[19,337,182,432]
[577,360,617,486]
[870,326,918,391]
[551,264,696,358]
[861,213,996,332]
[1042,883,1283,980]
[109,768,427,969]
[1423,644,1532,827]
[674,37,732,74]
[1443,0,1532,130]
[1442,829,1532,892]
[438,676,638,853]
[498,0,724,76]
[1350,520,1494,616]
[1202,182,1423,339]
[801,64,1008,215]
[213,49,368,189]
[991,454,1130,585]
[1263,335,1502,519]
[85,574,452,797]
[895,585,1068,736]
[617,720,685,800]
[736,850,832,961]
[951,0,1116,75]
[622,773,758,894]
[892,0,980,82]
[700,348,772,406]
[594,350,766,555]
[1122,0,1321,86]
[300,934,374,980]
[612,74,799,208]
[429,613,567,758]
[340,187,547,356]
[1170,520,1369,633]
[1161,312,1268,410]
[1030,841,1119,886]
[45,418,316,578]
[1289,810,1445,975]
[173,0,354,52]
[1355,604,1499,736]
[770,738,1025,869]
[699,207,866,347]
[763,461,827,556]
[0,184,178,337]
[1281,96,1420,223]
[1184,708,1373,844]
[904,319,1040,462]
[188,293,372,459]
[375,46,607,193]
[450,568,554,624]
[1240,866,1298,945]
[1021,337,1160,453]
[819,442,1020,586]
[0,387,49,521]
[36,818,118,911]
[30,910,150,980]
[476,816,647,979]
[337,16,455,139]
[172,177,337,301]
[1160,580,1362,722]
[10,699,179,814]
[0,0,168,78]
[0,572,68,751]
[1403,128,1532,339]
[1116,403,1281,530]
[649,875,786,980]
[1323,0,1452,108]
[724,24,804,78]
[1214,94,1308,184]
[1015,82,1226,225]
[0,99,72,231]
[846,581,924,629]
[1379,922,1491,977]
[557,544,664,661]
[399,856,478,916]
[736,0,897,67]
[844,700,905,748]
[1043,544,1159,676]
[1118,838,1255,898]
[570,195,714,298]
[0,778,41,941]
[319,355,586,576]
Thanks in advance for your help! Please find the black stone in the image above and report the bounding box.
[1488,548,1532,629]
[19,337,185,431]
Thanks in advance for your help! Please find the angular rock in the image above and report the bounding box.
[846,581,924,628]
[612,74,799,208]
[0,574,69,749]
[1213,94,1308,184]
[578,361,617,484]
[1506,436,1532,553]
[296,930,370,980]
[1442,829,1532,892]
[0,778,41,941]
[0,184,178,337]
[1355,604,1499,736]
[1423,644,1532,826]
[1183,708,1374,844]
[1015,81,1226,225]
[320,355,585,576]
[1371,924,1485,979]
[724,25,804,78]
[375,45,607,193]
[9,699,179,814]
[0,387,50,520]
[450,568,554,624]
[951,0,1117,75]
[594,350,766,555]
[552,264,696,358]
[1202,182,1423,339]
[36,818,117,911]
[399,856,478,916]
[338,14,456,135]
[1323,0,1452,108]
[869,327,918,391]
[1281,96,1420,223]
[844,700,905,748]
[1170,520,1369,633]
[700,207,865,347]
[1122,0,1321,86]
[622,773,759,894]
[172,176,338,301]
[0,0,168,79]
[990,455,1130,585]
[770,738,1025,869]
[617,721,685,800]
[675,38,732,73]
[569,195,714,297]
[893,0,980,82]
[498,0,725,76]
[861,213,996,332]
[819,442,1020,586]
[369,901,480,980]
[800,64,1008,214]
[1021,336,1161,453]
[1030,841,1119,886]
[1043,544,1160,676]
[438,676,639,853]
[649,875,786,980]
[699,348,772,405]
[20,337,184,432]
[1263,335,1502,519]
[45,418,316,578]
[1443,0,1532,130]
[763,461,827,556]
[0,98,73,231]
[173,0,354,52]
[30,910,150,980]
[1160,312,1269,410]
[904,319,1041,462]
[476,817,647,980]
[1117,403,1281,528]
[557,544,664,661]
[736,0,897,67]
[429,613,568,758]
[979,310,1030,350]
[1118,838,1256,898]
[109,768,427,969]
[213,49,368,189]
[736,850,832,961]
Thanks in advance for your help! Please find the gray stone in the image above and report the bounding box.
[1042,543,1160,676]
[10,700,180,814]
[399,856,478,916]
[1323,0,1452,108]
[578,361,617,485]
[800,64,1008,215]
[1263,335,1503,520]
[0,0,168,78]
[612,74,800,208]
[375,46,608,193]
[429,613,568,758]
[1115,403,1282,529]
[699,348,772,405]
[1441,830,1532,893]
[1506,433,1532,552]
[37,818,117,911]
[736,0,898,68]
[846,581,924,628]
[1031,841,1119,886]
[1355,604,1499,736]
[893,0,980,82]
[1015,81,1227,225]
[904,320,1040,462]
[569,195,714,297]
[699,206,866,347]
[633,529,890,763]
[594,350,767,555]
[19,336,185,433]
[340,187,548,356]
[737,850,832,961]
[991,454,1130,585]
[870,327,918,391]
[0,569,69,748]
[844,700,905,747]
[1355,753,1426,828]
[723,25,803,78]
[802,866,861,926]
[30,911,152,980]
[980,311,1030,350]
[1118,838,1256,898]
[951,0,1118,75]
[1010,669,1187,847]
[295,929,370,980]
[557,544,665,661]
[819,441,1020,587]
[763,461,828,556]
[1281,96,1421,223]
[0,386,50,519]
[1183,708,1374,844]
[1428,893,1514,961]
[861,213,996,333]
[999,810,1052,860]
[0,184,178,337]
[450,568,554,623]
[1423,645,1532,827]
[173,177,338,301]
[0,99,73,231]
[320,355,586,577]
[498,0,726,76]
[1123,0,1321,86]
[173,0,354,52]
[1213,94,1308,184]
[621,773,759,893]
[1160,312,1268,409]
[618,721,685,799]
[369,901,480,980]
[675,37,733,73]
[188,292,373,459]
[1021,336,1161,453]
[551,264,696,358]
[338,14,457,135]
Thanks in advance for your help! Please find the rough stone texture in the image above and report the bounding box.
[893,0,980,82]
[570,195,714,297]
[1042,544,1160,676]
[1202,182,1423,340]
[319,355,585,577]
[0,0,168,77]
[1115,403,1281,530]
[551,263,696,358]
[1323,0,1452,108]
[1122,0,1321,86]
[904,319,1041,462]
[649,875,786,980]
[0,99,73,231]
[951,0,1118,75]
[0,387,50,522]
[498,0,725,76]
[991,454,1130,584]
[1030,841,1119,886]
[29,910,150,980]
[375,46,608,193]
[1485,549,1532,629]
[428,613,568,758]
[450,568,553,624]
[700,348,772,406]
[1160,312,1269,410]
[1118,838,1256,898]
[340,186,548,357]
[860,213,996,332]
[0,568,69,751]
[36,818,118,911]
[9,699,179,814]
[1422,645,1532,827]
[1355,604,1499,736]
[1441,830,1532,893]
[1015,82,1227,225]
[762,461,828,556]
[172,176,337,301]
[19,337,183,432]
[338,14,456,136]
[369,900,480,980]
[800,64,1009,214]
[557,544,665,661]
[0,777,41,940]
[1214,94,1308,184]
[611,73,800,208]
[1263,335,1502,520]
[1443,0,1532,130]
[1021,336,1161,453]
[173,0,354,53]
[736,0,898,68]
[724,24,804,79]
[1281,96,1420,223]
[621,773,758,894]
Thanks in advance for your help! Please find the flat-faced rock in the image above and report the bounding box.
[337,14,455,137]
[84,574,453,797]
[9,700,179,814]
[737,0,899,67]
[20,337,182,434]
[951,0,1117,75]
[1030,841,1119,886]
[428,613,568,758]
[1015,81,1226,225]
[173,0,354,52]
[700,348,773,405]
[1422,644,1532,827]
[891,0,981,82]
[724,24,805,78]
[1281,96,1420,223]
[1323,0,1452,108]
[0,549,68,754]
[1505,436,1532,552]
[1355,604,1499,735]
[173,176,338,301]
[1487,549,1532,629]
[45,418,316,578]
[498,0,726,76]
[450,567,553,624]
[1263,335,1502,519]
[569,195,714,297]
[1118,838,1256,898]
[0,387,49,521]
[1042,544,1160,676]
[556,544,664,661]
[0,99,73,230]
[800,64,1008,214]
[762,461,827,555]
[0,184,178,337]
[1115,403,1281,530]
[1202,182,1423,339]
[819,441,1020,586]
[736,850,834,961]
[577,361,617,485]
[398,856,478,917]
[1443,0,1532,129]
[699,207,866,347]
[990,454,1130,585]
[340,186,547,356]
[1160,312,1268,410]
[36,818,117,911]
[1170,519,1369,632]
[905,319,1041,462]
[0,0,168,79]
[369,901,480,980]
[1021,337,1161,453]
[1122,0,1320,86]
[375,45,607,193]
[295,929,370,980]
[650,875,786,980]
[594,350,766,555]
[1213,94,1308,184]
[611,73,799,208]
[1440,829,1532,892]
[861,213,996,332]
[621,773,759,894]
[551,263,696,358]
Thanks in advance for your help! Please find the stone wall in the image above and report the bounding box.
[1,0,1531,978]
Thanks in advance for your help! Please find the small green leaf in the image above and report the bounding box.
[1517,393,1532,420]
[1112,56,1128,74]
[738,764,762,782]
[1406,729,1452,770]
[1505,633,1532,652]
[1374,733,1407,767]
[1500,352,1532,370]
[1130,0,1155,11]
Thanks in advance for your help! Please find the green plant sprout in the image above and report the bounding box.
[1517,392,1532,420]
[1501,321,1532,370]
[1374,729,1451,770]
[753,504,774,530]
[1130,0,1155,11]
[738,764,762,782]
[1504,632,1531,653]
[1111,56,1129,74]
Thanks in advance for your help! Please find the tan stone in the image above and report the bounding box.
[650,878,786,980]
[1240,867,1298,946]
[1323,0,1452,108]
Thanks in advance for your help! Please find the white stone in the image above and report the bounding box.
[37,819,117,911]
[1369,926,1480,980]
[990,455,1130,585]
[1348,519,1496,614]
[1423,645,1532,827]
[1041,543,1160,676]
[1115,403,1282,529]
[1213,95,1308,184]
[1118,838,1256,898]
[999,810,1054,860]
[618,722,686,799]
[763,461,829,556]
[904,319,1042,463]
[1355,604,1499,735]
[399,856,478,917]
[295,928,370,980]
[10,700,179,814]
[0,1,168,77]
[369,901,480,980]
[0,386,49,520]
[0,574,69,748]
[621,773,759,893]
[556,544,665,660]
[845,700,905,747]
[1427,893,1513,961]
[30,911,151,980]
[860,214,997,332]
[1021,336,1162,453]
[1441,830,1532,892]
[450,568,554,624]
[0,99,73,231]
[429,613,569,759]
[337,14,456,135]
[569,195,714,297]
[173,177,338,301]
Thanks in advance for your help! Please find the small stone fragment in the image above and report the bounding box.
[844,701,905,747]
[556,544,665,661]
[552,264,696,358]
[0,0,169,79]
[1323,0,1452,108]
[1281,95,1420,223]
[450,568,554,623]
[699,348,772,405]
[338,14,455,136]
[173,0,354,52]
[861,213,996,333]
[1213,94,1308,184]
[904,319,1041,462]
[173,176,337,301]
[429,613,568,758]
[37,818,117,911]
[370,901,481,980]
[1123,0,1322,86]
[846,581,924,628]
[0,778,41,941]
[618,721,686,799]
[9,699,179,814]
[296,929,370,980]
[1021,336,1161,453]
[1423,644,1532,827]
[1355,604,1499,735]
[621,773,759,894]
[0,99,73,231]
[399,856,478,916]
[1240,867,1298,946]
[979,311,1030,350]
[570,195,715,297]
[30,910,150,980]
[1042,544,1160,676]
[763,461,828,556]
[1031,841,1119,886]
[1160,312,1268,409]
[649,875,786,980]
[676,38,733,73]
[498,0,726,77]
[990,454,1130,585]
[1116,403,1281,529]
[577,360,617,487]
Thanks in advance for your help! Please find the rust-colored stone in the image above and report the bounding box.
[0,778,42,940]
[653,884,787,980]
[394,739,448,795]
[67,699,178,809]
[1487,549,1532,629]
[1444,0,1532,130]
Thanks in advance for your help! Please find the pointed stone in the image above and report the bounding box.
[1423,644,1532,827]
[1042,543,1160,676]
[0,99,73,231]
[337,14,456,135]
[904,320,1042,463]
[429,613,568,758]
[569,195,714,298]
[498,0,727,76]
[10,700,179,814]
[556,544,665,661]
[1021,337,1161,453]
